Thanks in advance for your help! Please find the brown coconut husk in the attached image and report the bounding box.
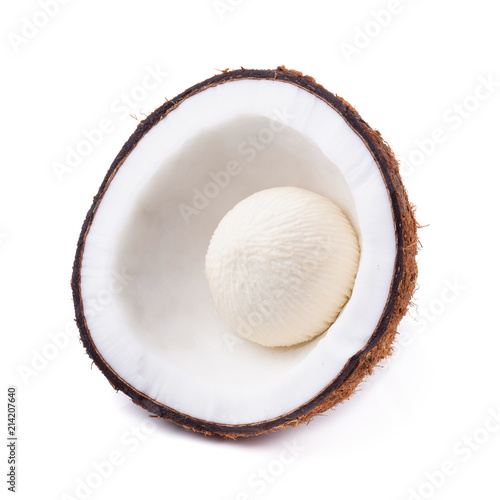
[72,66,418,439]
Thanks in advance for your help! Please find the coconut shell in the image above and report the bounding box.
[72,66,418,439]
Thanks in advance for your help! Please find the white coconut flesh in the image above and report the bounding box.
[80,79,396,425]
[205,187,361,347]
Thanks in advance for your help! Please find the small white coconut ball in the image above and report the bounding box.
[205,187,360,347]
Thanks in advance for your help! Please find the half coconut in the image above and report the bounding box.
[72,67,418,438]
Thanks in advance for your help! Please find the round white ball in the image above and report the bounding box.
[205,186,360,347]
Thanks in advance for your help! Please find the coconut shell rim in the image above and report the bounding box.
[71,66,418,439]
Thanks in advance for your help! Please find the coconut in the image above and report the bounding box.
[72,66,418,438]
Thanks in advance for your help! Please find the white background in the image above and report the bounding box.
[2,1,499,499]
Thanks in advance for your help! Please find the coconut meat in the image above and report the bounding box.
[80,79,396,425]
